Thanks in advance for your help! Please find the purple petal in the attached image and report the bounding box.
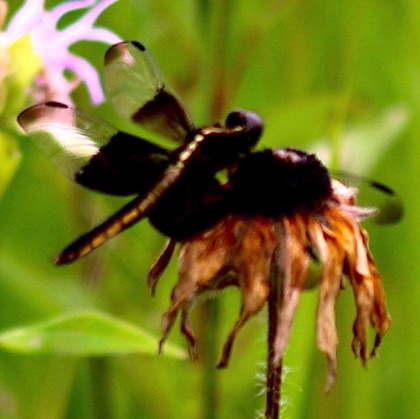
[77,0,119,26]
[79,27,121,44]
[5,0,44,40]
[6,0,121,105]
[65,54,105,104]
[49,0,97,23]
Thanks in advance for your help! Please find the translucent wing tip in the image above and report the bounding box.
[104,40,146,65]
[375,198,404,224]
[332,170,404,225]
[18,102,70,132]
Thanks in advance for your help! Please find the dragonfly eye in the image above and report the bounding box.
[225,110,263,132]
[225,110,264,148]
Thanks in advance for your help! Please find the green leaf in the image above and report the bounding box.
[0,311,186,359]
[0,131,21,198]
[0,35,41,196]
[1,34,42,117]
[263,94,346,148]
[339,104,410,173]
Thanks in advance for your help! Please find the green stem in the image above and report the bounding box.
[202,0,233,121]
[89,357,113,419]
[196,1,233,418]
[201,299,221,419]
[328,0,366,169]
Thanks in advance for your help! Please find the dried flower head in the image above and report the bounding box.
[151,153,391,392]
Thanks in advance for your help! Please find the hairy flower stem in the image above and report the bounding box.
[265,249,284,418]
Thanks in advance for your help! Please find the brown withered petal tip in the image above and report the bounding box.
[150,179,391,392]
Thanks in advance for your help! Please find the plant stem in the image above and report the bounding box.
[265,250,284,418]
[89,357,113,419]
[203,0,233,121]
[197,1,233,418]
[201,299,220,419]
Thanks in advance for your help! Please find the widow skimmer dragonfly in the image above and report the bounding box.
[18,41,401,265]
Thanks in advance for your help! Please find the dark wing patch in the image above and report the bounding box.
[104,41,194,142]
[18,102,170,196]
[75,131,169,196]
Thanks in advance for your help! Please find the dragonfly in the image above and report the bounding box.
[17,41,402,265]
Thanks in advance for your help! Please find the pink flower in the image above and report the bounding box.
[3,0,120,104]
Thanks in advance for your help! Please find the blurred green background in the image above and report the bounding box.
[0,0,419,418]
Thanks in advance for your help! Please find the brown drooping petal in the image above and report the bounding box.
[307,216,345,393]
[158,216,277,366]
[345,226,391,363]
[148,239,177,296]
[310,202,391,389]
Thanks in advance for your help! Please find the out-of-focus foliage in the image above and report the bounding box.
[0,0,418,418]
[0,35,41,198]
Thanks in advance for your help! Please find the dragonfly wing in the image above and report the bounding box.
[104,41,194,142]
